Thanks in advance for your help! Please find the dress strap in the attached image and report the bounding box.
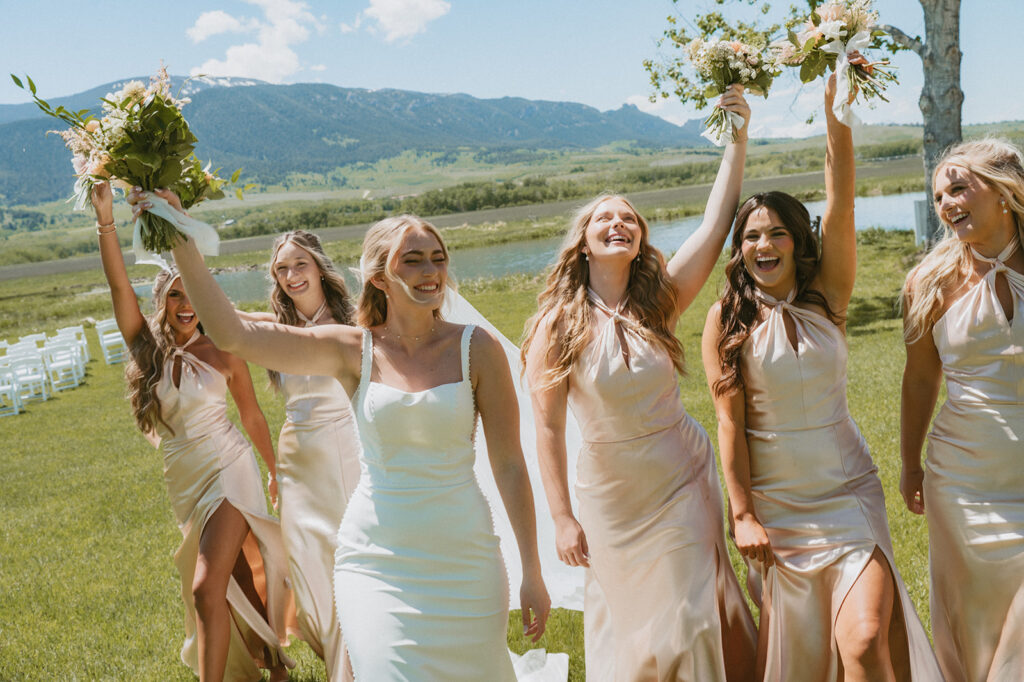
[587,288,642,335]
[170,329,201,361]
[296,299,328,327]
[460,324,475,384]
[754,287,797,308]
[357,328,373,398]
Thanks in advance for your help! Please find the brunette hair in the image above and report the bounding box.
[712,192,840,396]
[124,268,184,435]
[521,194,684,390]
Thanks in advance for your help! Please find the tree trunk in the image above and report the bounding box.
[918,0,963,244]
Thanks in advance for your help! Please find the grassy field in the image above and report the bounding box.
[0,229,928,681]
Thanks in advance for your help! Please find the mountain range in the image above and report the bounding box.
[0,76,707,206]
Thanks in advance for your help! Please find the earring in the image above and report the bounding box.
[583,253,589,262]
[1002,199,1009,214]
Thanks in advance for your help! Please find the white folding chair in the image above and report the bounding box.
[57,325,90,364]
[17,332,47,348]
[43,341,82,392]
[95,318,128,364]
[10,354,48,403]
[0,366,22,417]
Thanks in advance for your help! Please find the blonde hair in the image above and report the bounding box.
[903,138,1024,343]
[267,230,355,386]
[521,194,684,390]
[124,268,183,435]
[357,215,451,327]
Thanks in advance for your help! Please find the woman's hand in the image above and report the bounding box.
[720,83,751,143]
[900,465,925,515]
[733,513,774,566]
[127,186,185,221]
[90,182,115,225]
[519,570,551,643]
[554,514,589,568]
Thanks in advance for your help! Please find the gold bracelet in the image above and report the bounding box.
[96,221,117,235]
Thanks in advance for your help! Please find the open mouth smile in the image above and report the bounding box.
[754,254,780,272]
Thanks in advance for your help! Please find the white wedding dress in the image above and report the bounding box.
[334,325,568,681]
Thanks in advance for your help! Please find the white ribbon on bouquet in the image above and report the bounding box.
[132,191,220,268]
[820,29,872,127]
[701,109,746,147]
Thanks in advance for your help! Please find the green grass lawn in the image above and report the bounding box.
[0,229,928,681]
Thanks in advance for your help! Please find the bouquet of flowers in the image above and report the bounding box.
[686,38,775,145]
[770,0,898,126]
[10,66,245,265]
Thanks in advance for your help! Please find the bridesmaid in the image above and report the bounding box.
[522,85,757,681]
[700,77,940,681]
[900,138,1024,681]
[134,188,552,679]
[239,230,360,681]
[91,183,292,682]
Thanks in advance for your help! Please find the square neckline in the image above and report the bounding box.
[360,325,475,396]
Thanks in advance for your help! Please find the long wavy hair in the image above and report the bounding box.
[357,215,451,327]
[124,268,185,435]
[521,194,684,391]
[712,192,841,396]
[267,230,355,386]
[902,138,1024,343]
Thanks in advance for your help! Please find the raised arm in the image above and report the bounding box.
[90,183,146,345]
[701,304,773,566]
[170,236,361,384]
[666,85,750,314]
[899,293,942,515]
[817,72,857,310]
[472,328,551,641]
[224,351,280,507]
[525,317,589,571]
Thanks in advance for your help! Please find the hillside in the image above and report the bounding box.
[0,78,708,206]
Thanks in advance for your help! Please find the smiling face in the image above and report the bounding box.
[272,240,324,304]
[582,198,643,264]
[933,163,1015,249]
[163,277,199,342]
[382,226,448,307]
[740,206,796,298]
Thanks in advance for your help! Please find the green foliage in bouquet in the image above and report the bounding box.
[10,67,248,254]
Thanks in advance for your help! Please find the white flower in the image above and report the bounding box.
[818,20,847,42]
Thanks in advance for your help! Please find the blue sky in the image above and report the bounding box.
[1,1,1019,138]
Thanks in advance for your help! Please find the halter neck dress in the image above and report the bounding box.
[740,290,941,681]
[333,325,516,680]
[275,302,360,681]
[567,293,756,681]
[155,331,293,680]
[924,238,1024,681]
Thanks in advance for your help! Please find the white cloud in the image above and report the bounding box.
[310,63,327,72]
[189,0,321,82]
[187,10,257,43]
[353,0,451,43]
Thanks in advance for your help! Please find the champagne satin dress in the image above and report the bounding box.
[333,326,517,681]
[567,294,757,681]
[740,291,941,681]
[155,332,293,680]
[277,369,360,681]
[925,239,1024,682]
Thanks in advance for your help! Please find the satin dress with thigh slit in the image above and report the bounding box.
[155,331,293,681]
[925,239,1024,682]
[740,291,941,681]
[567,292,757,681]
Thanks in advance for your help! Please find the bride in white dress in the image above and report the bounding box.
[141,188,554,680]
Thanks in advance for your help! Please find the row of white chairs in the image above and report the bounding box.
[0,320,128,417]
